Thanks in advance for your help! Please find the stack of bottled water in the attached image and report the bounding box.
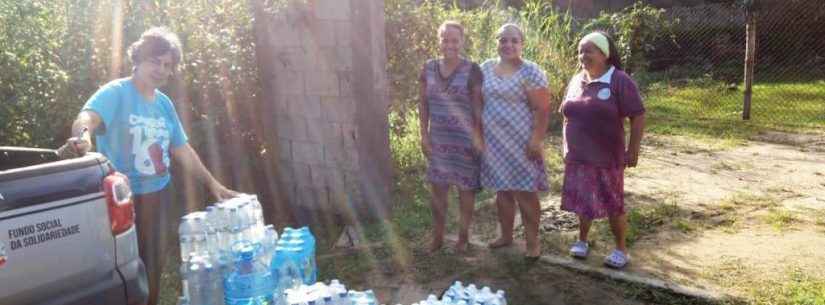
[346,289,379,305]
[179,255,224,305]
[270,226,319,303]
[281,280,350,305]
[175,195,508,305]
[177,194,277,305]
[413,281,506,305]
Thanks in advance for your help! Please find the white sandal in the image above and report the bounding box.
[604,249,630,268]
[569,240,589,258]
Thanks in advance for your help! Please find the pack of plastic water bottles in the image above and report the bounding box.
[175,194,509,305]
[414,281,508,305]
[177,194,318,305]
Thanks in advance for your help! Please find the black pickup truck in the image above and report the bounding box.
[0,147,148,305]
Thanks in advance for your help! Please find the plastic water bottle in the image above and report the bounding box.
[260,225,279,264]
[283,239,312,284]
[186,256,223,305]
[271,246,303,298]
[224,241,275,305]
[426,294,439,305]
[445,281,463,301]
[295,227,316,283]
[179,212,208,262]
[328,279,347,305]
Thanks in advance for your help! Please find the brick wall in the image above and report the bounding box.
[254,0,391,226]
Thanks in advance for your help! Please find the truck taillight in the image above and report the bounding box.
[103,173,134,235]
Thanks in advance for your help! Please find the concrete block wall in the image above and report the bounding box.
[255,0,391,225]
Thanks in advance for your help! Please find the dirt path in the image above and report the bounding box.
[625,133,825,297]
[529,132,825,299]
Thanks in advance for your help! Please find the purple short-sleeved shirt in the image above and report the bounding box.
[561,66,645,168]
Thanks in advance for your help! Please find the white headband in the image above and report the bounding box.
[580,32,610,58]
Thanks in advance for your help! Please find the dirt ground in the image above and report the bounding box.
[313,131,825,305]
[497,131,825,302]
[317,242,652,305]
[624,132,825,297]
[159,132,825,305]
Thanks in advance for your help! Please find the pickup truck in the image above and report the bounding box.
[0,147,148,305]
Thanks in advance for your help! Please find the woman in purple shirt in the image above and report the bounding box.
[560,32,645,268]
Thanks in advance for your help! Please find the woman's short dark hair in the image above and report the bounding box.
[127,27,183,69]
[595,30,623,71]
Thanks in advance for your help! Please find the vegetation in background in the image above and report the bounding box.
[582,1,675,74]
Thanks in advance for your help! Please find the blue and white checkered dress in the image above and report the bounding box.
[480,58,549,192]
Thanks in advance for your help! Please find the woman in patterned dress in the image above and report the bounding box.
[419,21,484,253]
[561,32,646,269]
[481,24,551,259]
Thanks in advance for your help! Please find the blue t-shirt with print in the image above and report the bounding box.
[83,78,188,195]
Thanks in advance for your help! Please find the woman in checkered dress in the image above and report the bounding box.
[481,24,551,260]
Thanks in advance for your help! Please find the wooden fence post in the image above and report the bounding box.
[742,1,757,120]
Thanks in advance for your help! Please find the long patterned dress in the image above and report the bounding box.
[421,58,483,190]
[480,58,549,192]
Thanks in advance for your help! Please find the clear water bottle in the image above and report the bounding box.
[426,294,439,305]
[186,256,223,305]
[259,225,279,265]
[179,212,208,262]
[496,290,506,305]
[224,241,274,305]
[445,281,463,301]
[177,296,189,305]
[442,296,454,305]
[328,279,347,305]
[466,284,478,303]
[227,207,244,249]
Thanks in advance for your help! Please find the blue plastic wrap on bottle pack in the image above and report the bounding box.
[297,227,317,284]
[224,241,275,305]
[270,245,303,301]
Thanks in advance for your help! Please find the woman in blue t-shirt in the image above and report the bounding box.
[59,27,237,305]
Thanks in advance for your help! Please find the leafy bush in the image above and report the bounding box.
[0,1,72,147]
[582,1,675,74]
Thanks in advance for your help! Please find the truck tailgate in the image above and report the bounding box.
[0,155,120,304]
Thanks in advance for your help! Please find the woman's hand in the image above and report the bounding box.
[472,133,485,156]
[526,136,543,160]
[209,182,240,201]
[57,127,92,159]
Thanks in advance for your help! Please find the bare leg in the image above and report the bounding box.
[515,191,541,257]
[455,189,476,253]
[488,191,515,248]
[608,213,628,253]
[428,183,450,253]
[578,214,593,242]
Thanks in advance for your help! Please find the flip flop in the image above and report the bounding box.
[604,249,630,269]
[569,240,589,259]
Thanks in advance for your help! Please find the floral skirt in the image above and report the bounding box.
[561,162,625,219]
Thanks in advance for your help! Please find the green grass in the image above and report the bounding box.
[764,208,798,231]
[643,78,825,141]
[751,268,825,305]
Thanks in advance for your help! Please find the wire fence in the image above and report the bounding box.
[643,1,825,128]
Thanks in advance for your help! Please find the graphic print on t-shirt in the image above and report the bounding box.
[128,114,170,176]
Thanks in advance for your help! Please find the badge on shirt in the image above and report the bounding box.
[597,88,611,100]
